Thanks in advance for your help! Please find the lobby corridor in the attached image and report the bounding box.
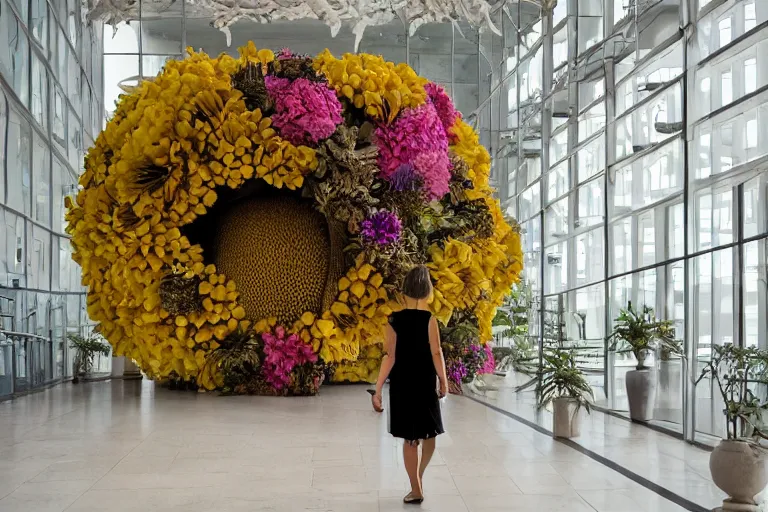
[0,381,692,512]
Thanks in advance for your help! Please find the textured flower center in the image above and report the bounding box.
[208,193,331,325]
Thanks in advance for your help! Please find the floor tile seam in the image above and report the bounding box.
[61,432,149,512]
[442,453,473,510]
[461,394,709,512]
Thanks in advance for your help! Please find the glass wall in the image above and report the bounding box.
[501,0,768,444]
[102,9,490,122]
[0,0,105,398]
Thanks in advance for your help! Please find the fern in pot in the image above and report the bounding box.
[608,302,680,422]
[536,347,593,439]
[696,344,768,512]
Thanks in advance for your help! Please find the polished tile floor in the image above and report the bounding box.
[468,376,725,511]
[0,380,694,512]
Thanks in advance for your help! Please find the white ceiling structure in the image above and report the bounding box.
[85,0,515,49]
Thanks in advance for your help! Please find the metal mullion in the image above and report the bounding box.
[608,190,684,226]
[2,90,8,205]
[564,0,578,319]
[45,39,54,294]
[7,17,88,135]
[609,133,681,171]
[470,35,544,119]
[614,78,683,125]
[181,0,187,52]
[36,0,94,95]
[550,121,568,140]
[682,25,696,443]
[695,19,768,71]
[604,53,616,401]
[692,84,768,129]
[542,277,610,298]
[543,220,606,250]
[138,0,143,79]
[618,29,684,85]
[578,95,607,116]
[734,182,744,350]
[0,200,73,238]
[571,128,605,157]
[697,0,731,22]
[655,204,668,315]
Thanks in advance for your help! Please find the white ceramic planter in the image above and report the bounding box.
[552,397,582,438]
[710,439,768,511]
[625,368,655,421]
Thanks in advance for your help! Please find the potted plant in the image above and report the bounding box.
[659,323,684,392]
[695,344,768,511]
[536,347,593,438]
[68,332,111,383]
[608,302,679,421]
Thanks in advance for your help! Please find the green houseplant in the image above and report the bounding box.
[68,332,111,383]
[695,344,768,511]
[536,347,594,438]
[608,302,680,369]
[608,302,680,421]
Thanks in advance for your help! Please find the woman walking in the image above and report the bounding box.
[371,265,448,504]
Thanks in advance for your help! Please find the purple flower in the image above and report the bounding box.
[448,360,468,383]
[389,163,420,192]
[265,76,343,146]
[359,210,402,246]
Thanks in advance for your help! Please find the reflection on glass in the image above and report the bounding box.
[694,187,734,251]
[104,54,139,116]
[7,109,31,216]
[610,139,683,217]
[574,228,603,287]
[577,180,603,228]
[667,203,684,259]
[32,134,50,226]
[4,15,29,106]
[545,196,568,246]
[577,135,605,183]
[611,218,632,276]
[743,240,767,349]
[743,174,768,239]
[545,241,567,294]
[546,160,568,203]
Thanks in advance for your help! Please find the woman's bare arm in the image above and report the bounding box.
[375,323,397,396]
[428,317,448,395]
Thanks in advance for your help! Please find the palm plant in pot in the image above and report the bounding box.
[608,302,680,421]
[536,347,594,438]
[695,344,768,512]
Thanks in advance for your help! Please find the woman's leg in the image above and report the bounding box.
[419,437,436,480]
[402,440,423,498]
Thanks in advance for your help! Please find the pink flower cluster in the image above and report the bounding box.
[265,76,343,146]
[478,344,496,375]
[374,102,452,201]
[276,48,296,60]
[261,326,318,390]
[425,82,461,136]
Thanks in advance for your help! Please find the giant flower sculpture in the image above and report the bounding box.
[66,44,523,395]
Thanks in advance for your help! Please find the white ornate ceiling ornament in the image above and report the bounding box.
[85,0,505,50]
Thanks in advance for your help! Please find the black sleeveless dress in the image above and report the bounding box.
[387,309,445,442]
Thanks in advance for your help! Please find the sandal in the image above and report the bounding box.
[403,493,424,505]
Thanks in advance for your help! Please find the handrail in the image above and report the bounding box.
[0,330,50,342]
